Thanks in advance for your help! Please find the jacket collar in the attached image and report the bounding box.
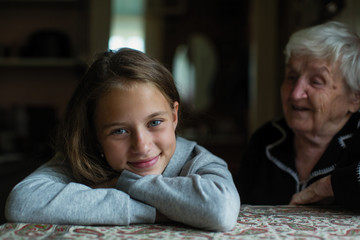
[266,112,360,190]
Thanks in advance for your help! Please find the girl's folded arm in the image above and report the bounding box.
[5,158,155,225]
[118,159,240,231]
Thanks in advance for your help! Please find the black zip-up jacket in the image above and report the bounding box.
[236,112,360,208]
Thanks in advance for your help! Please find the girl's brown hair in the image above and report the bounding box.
[57,48,180,185]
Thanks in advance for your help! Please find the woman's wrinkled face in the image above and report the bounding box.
[95,82,178,176]
[281,55,359,138]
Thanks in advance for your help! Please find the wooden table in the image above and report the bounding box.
[1,205,360,239]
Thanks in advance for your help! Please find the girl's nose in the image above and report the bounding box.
[131,130,151,154]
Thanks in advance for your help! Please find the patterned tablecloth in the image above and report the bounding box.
[1,205,360,239]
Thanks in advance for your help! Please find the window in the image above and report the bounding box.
[108,0,145,52]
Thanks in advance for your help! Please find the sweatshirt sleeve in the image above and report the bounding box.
[5,154,156,225]
[117,146,240,232]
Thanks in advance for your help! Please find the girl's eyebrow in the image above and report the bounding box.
[146,111,168,120]
[102,111,169,130]
[102,122,125,131]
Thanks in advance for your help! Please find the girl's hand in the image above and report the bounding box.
[92,177,119,189]
[289,175,334,205]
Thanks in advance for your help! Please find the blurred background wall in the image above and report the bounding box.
[0,0,359,224]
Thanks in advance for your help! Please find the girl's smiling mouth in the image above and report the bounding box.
[128,155,160,169]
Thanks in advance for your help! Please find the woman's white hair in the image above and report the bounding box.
[284,21,360,92]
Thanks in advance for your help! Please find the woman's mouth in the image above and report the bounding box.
[291,104,309,111]
[128,155,159,169]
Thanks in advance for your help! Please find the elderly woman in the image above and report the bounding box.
[237,21,360,207]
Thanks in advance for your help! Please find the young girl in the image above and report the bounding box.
[5,48,240,231]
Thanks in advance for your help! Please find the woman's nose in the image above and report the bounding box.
[131,130,151,154]
[290,78,308,99]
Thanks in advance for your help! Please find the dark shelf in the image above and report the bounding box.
[0,58,86,68]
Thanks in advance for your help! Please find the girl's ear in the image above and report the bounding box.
[172,101,179,129]
[96,142,104,158]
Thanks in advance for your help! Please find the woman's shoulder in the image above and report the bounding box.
[250,118,289,143]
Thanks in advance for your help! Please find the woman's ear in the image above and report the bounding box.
[172,101,179,129]
[349,91,360,113]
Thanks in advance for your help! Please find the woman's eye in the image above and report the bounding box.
[311,77,325,86]
[149,120,162,127]
[286,74,297,82]
[111,128,127,135]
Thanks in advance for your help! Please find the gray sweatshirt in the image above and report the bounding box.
[5,137,240,231]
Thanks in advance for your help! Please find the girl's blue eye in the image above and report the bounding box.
[111,129,127,135]
[149,120,162,127]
